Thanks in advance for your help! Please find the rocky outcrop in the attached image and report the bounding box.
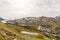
[37,25,60,40]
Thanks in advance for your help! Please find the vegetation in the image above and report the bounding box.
[0,22,51,40]
[1,16,60,40]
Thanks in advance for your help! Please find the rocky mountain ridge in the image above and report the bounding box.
[6,16,60,40]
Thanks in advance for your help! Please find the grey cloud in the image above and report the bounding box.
[0,0,10,8]
[2,1,10,5]
[31,0,60,8]
[0,0,15,8]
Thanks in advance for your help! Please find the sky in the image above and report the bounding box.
[0,0,60,19]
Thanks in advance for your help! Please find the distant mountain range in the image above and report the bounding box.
[5,16,60,40]
[0,17,52,40]
[0,16,60,40]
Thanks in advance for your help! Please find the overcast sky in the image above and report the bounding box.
[0,0,60,19]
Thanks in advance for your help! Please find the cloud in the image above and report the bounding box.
[0,0,60,19]
[24,0,60,17]
[0,0,16,8]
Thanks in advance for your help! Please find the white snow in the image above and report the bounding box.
[21,31,38,35]
[1,20,7,23]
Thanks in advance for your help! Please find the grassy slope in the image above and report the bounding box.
[0,22,52,40]
[0,33,4,40]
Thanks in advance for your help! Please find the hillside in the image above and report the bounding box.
[6,16,60,40]
[0,22,51,40]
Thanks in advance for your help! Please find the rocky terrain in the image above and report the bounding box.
[0,19,51,40]
[0,16,60,40]
[6,16,60,40]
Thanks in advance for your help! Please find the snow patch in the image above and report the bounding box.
[21,31,38,35]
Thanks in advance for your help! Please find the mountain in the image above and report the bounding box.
[0,17,4,21]
[0,20,52,40]
[6,16,60,40]
[56,16,60,19]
